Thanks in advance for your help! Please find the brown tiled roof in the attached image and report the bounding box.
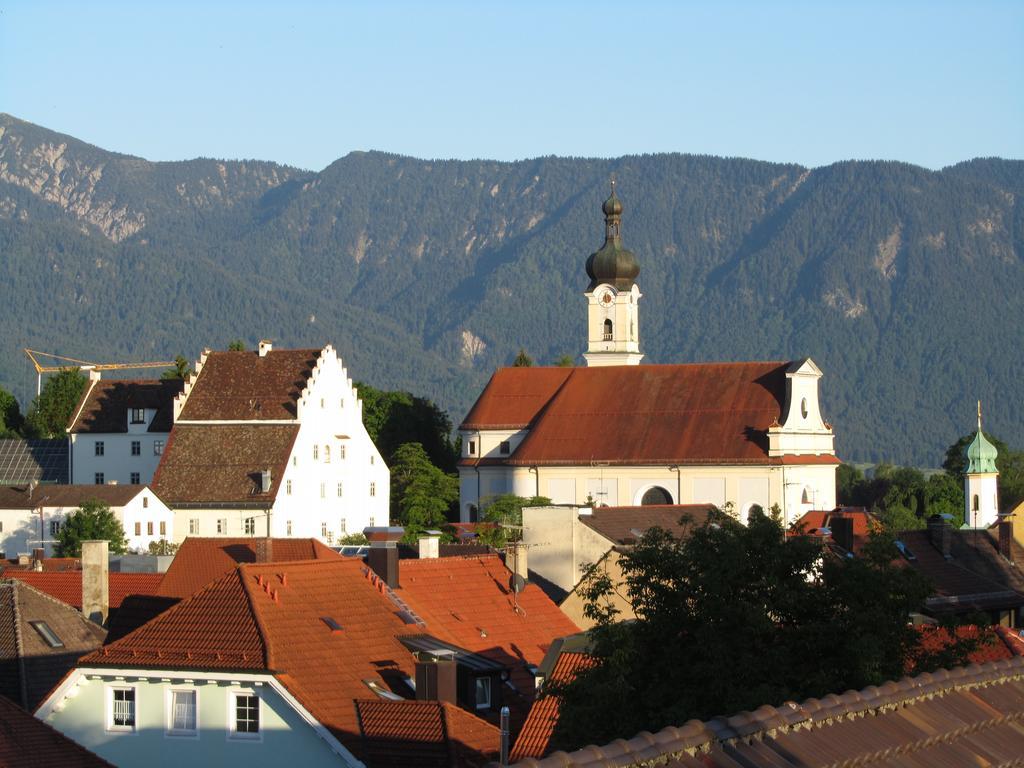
[0,695,114,767]
[897,527,1024,611]
[0,581,106,710]
[461,362,825,465]
[158,537,341,598]
[178,349,320,421]
[790,507,878,553]
[0,484,147,510]
[151,423,298,504]
[510,652,597,762]
[68,378,183,434]
[578,505,716,545]
[512,657,1024,767]
[5,572,163,611]
[909,625,1019,673]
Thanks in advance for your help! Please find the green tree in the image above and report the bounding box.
[554,354,575,367]
[943,432,1024,512]
[477,494,551,548]
[54,499,128,557]
[390,442,459,537]
[24,368,87,438]
[356,383,457,471]
[0,386,24,437]
[512,349,534,367]
[227,339,246,351]
[550,509,933,751]
[148,539,179,555]
[161,355,193,380]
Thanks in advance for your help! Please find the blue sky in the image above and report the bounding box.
[2,0,1021,171]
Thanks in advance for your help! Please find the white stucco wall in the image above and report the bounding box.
[70,408,168,486]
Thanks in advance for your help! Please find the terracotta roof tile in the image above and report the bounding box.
[68,378,183,434]
[151,423,299,504]
[909,625,1015,673]
[0,695,114,767]
[158,537,341,599]
[510,652,597,762]
[178,349,320,421]
[462,363,802,465]
[4,572,163,610]
[578,505,716,544]
[0,484,149,510]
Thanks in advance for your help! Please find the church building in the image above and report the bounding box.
[458,186,839,525]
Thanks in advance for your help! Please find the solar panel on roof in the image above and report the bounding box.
[0,440,68,484]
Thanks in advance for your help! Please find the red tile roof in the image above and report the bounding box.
[0,484,147,509]
[510,652,597,762]
[909,625,1016,673]
[151,423,299,504]
[4,571,163,610]
[0,695,114,767]
[178,348,320,421]
[158,537,341,598]
[790,508,878,553]
[68,378,183,434]
[578,505,716,544]
[461,362,825,465]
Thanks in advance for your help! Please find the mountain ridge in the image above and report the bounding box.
[1,113,1021,465]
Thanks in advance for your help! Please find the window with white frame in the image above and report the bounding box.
[108,686,136,730]
[320,482,326,499]
[321,522,328,538]
[131,407,146,424]
[49,520,61,536]
[95,472,104,485]
[95,441,105,456]
[286,479,292,496]
[339,444,346,460]
[369,515,376,527]
[167,688,197,736]
[369,481,376,497]
[217,518,227,534]
[147,521,153,536]
[313,445,319,461]
[286,520,292,536]
[370,455,375,465]
[131,440,141,456]
[475,677,492,709]
[154,440,164,456]
[339,518,347,534]
[189,518,200,534]
[292,455,297,467]
[244,518,255,535]
[336,482,343,498]
[324,445,331,463]
[231,692,260,736]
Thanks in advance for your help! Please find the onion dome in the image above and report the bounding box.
[966,429,999,474]
[586,182,640,292]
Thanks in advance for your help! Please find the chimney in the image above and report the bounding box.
[32,548,44,568]
[258,339,273,357]
[830,516,855,554]
[255,537,273,564]
[927,515,952,560]
[507,541,528,593]
[415,653,457,704]
[260,469,272,494]
[418,531,441,560]
[81,540,109,626]
[998,518,1014,562]
[365,527,403,588]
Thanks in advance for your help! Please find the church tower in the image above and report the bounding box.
[583,183,644,367]
[964,402,1000,528]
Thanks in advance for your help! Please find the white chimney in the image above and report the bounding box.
[258,340,273,357]
[82,540,109,626]
[260,469,272,493]
[418,532,441,559]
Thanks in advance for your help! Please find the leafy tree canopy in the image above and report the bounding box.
[160,354,193,380]
[227,339,246,351]
[512,349,534,367]
[554,354,575,367]
[356,382,457,472]
[54,499,128,557]
[390,442,459,538]
[24,368,87,438]
[550,510,935,751]
[477,494,550,548]
[0,386,24,437]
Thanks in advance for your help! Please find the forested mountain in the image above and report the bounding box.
[1,113,1021,465]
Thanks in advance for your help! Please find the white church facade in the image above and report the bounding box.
[152,341,389,544]
[458,185,839,525]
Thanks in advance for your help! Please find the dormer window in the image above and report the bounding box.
[468,440,477,455]
[130,408,146,424]
[499,441,511,455]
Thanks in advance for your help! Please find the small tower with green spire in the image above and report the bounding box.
[964,400,1000,528]
[582,180,644,367]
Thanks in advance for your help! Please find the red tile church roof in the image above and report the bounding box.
[460,362,818,465]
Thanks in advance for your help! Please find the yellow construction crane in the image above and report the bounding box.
[24,349,177,395]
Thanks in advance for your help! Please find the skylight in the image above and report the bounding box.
[29,620,64,648]
[321,616,343,633]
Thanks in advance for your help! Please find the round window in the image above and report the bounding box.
[800,398,808,418]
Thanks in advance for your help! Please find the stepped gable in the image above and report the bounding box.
[0,581,106,710]
[0,694,114,768]
[68,379,183,433]
[578,505,716,544]
[459,362,832,466]
[4,572,163,611]
[398,555,581,695]
[512,657,1024,767]
[176,348,320,421]
[510,652,597,762]
[158,536,341,599]
[0,483,147,509]
[150,423,299,503]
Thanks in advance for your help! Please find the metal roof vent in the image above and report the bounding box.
[258,340,273,357]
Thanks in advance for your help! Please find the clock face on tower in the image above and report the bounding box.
[600,290,614,305]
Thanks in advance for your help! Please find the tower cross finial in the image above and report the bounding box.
[610,174,616,194]
[978,400,982,431]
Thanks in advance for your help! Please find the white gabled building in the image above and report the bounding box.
[152,342,389,544]
[458,186,839,526]
[67,376,183,486]
[0,484,173,557]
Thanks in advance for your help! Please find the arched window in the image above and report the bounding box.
[640,486,672,506]
[603,319,613,341]
[973,494,980,511]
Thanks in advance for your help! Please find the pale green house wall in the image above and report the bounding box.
[39,671,357,767]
